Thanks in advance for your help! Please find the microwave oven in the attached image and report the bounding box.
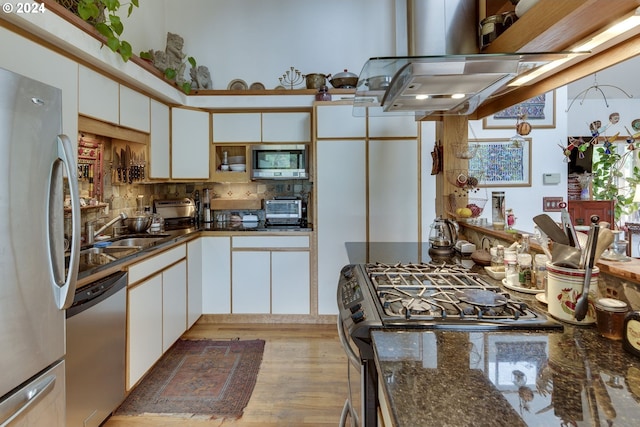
[250,144,308,180]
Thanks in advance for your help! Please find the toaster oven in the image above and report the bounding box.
[264,198,305,226]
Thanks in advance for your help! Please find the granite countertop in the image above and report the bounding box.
[373,324,640,427]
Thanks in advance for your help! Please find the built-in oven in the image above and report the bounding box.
[250,144,308,180]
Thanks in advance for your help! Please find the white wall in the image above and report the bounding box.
[127,0,397,90]
[420,87,570,234]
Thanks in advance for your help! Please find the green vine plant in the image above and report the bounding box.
[591,142,640,226]
[76,0,140,62]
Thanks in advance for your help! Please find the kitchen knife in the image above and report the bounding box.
[126,145,132,184]
[559,202,580,249]
[140,151,145,180]
[120,148,126,183]
[114,150,120,182]
[533,214,570,246]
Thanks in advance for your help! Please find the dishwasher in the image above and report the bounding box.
[66,271,127,427]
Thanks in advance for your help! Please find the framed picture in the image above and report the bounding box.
[468,138,532,187]
[482,90,556,129]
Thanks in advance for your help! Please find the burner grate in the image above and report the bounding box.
[366,262,530,322]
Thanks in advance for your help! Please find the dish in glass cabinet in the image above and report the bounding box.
[227,79,248,90]
[502,278,545,294]
[249,82,265,90]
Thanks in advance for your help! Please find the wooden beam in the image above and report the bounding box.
[474,33,640,119]
[485,0,640,53]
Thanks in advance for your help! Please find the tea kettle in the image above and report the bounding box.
[428,216,458,256]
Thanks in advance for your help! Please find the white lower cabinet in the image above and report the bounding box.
[127,245,187,390]
[232,251,271,313]
[127,274,162,390]
[201,236,231,314]
[186,238,204,328]
[162,260,187,353]
[231,236,310,315]
[272,251,310,314]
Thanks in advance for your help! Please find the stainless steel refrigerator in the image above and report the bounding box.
[0,67,80,426]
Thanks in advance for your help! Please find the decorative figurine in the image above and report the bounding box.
[190,65,212,89]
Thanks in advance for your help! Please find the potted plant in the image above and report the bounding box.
[75,0,140,62]
[592,140,640,226]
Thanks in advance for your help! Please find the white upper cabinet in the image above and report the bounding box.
[212,113,261,142]
[262,112,310,142]
[212,112,311,143]
[316,104,366,139]
[368,115,418,138]
[149,99,170,179]
[79,65,150,133]
[171,107,210,179]
[78,65,119,125]
[119,85,150,132]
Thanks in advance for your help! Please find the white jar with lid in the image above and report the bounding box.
[504,250,518,286]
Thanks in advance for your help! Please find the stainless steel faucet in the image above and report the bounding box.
[86,212,128,244]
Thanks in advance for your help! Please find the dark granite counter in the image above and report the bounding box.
[373,325,640,427]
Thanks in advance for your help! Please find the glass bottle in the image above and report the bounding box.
[517,253,533,288]
[315,85,332,101]
[519,233,530,254]
[504,250,518,286]
[491,191,505,230]
[533,254,548,291]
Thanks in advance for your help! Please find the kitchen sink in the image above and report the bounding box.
[108,234,170,248]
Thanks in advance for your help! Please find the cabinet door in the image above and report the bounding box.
[316,139,366,314]
[127,274,163,390]
[368,115,418,138]
[263,112,311,142]
[171,108,210,179]
[316,104,366,138]
[186,238,203,328]
[162,260,187,352]
[119,85,150,132]
[369,139,419,242]
[271,251,310,314]
[149,99,170,179]
[212,113,261,142]
[78,65,119,124]
[568,200,614,226]
[202,236,231,314]
[232,251,270,313]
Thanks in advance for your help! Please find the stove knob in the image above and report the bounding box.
[342,266,354,279]
[349,303,362,314]
[351,310,365,323]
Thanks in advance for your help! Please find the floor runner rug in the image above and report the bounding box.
[115,339,265,419]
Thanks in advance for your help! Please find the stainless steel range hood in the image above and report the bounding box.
[353,52,573,119]
[353,0,580,119]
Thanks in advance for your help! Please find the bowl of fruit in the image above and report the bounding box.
[448,194,487,221]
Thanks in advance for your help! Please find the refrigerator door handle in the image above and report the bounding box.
[49,134,80,309]
[0,372,56,427]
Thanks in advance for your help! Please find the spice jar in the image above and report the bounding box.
[596,298,629,340]
[517,253,532,288]
[533,254,548,291]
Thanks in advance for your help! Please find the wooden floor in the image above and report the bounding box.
[104,321,349,427]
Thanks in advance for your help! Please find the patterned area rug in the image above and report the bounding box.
[115,339,265,419]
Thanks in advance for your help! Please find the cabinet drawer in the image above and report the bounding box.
[128,244,186,284]
[232,235,310,249]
